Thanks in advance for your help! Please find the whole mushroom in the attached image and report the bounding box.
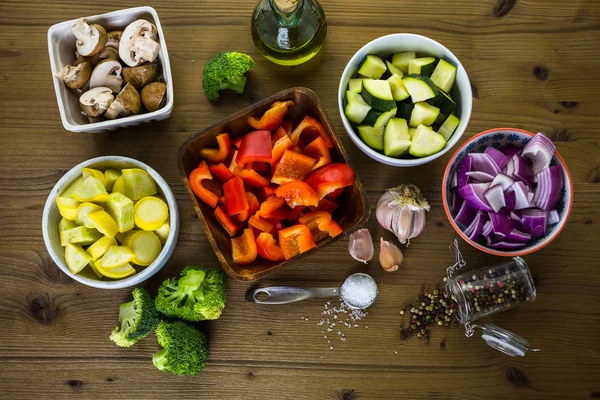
[71,18,107,57]
[79,86,114,117]
[89,59,123,93]
[105,83,141,119]
[122,63,157,89]
[141,82,167,112]
[119,19,160,67]
[55,61,92,89]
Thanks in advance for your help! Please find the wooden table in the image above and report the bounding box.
[1,0,599,398]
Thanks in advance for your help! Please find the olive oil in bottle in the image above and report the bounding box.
[251,0,327,66]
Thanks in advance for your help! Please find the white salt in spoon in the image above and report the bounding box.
[245,273,378,310]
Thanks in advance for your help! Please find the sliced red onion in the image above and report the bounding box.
[458,183,493,211]
[450,171,457,189]
[456,156,472,188]
[469,153,500,177]
[490,241,527,250]
[451,189,464,214]
[468,212,488,241]
[522,133,556,175]
[490,174,515,191]
[482,220,493,236]
[485,235,493,247]
[455,201,477,227]
[489,212,513,236]
[484,185,505,213]
[466,171,495,183]
[504,190,516,211]
[533,165,564,211]
[502,158,514,176]
[520,209,548,238]
[511,155,533,186]
[484,147,510,170]
[506,181,532,210]
[510,211,523,222]
[500,145,522,158]
[505,228,531,243]
[549,210,560,225]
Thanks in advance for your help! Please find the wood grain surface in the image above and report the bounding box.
[1,0,599,399]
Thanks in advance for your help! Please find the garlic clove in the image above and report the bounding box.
[348,229,374,263]
[379,238,403,272]
[409,209,426,240]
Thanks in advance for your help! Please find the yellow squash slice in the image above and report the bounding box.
[87,261,104,278]
[96,262,136,279]
[122,168,157,201]
[65,243,92,274]
[104,192,134,233]
[56,197,81,221]
[112,175,125,194]
[61,176,84,198]
[154,221,170,244]
[76,202,104,228]
[60,226,102,247]
[104,169,122,191]
[114,231,128,244]
[96,246,135,269]
[58,217,78,233]
[72,176,109,203]
[134,196,169,231]
[128,231,162,266]
[82,168,108,186]
[88,210,119,238]
[86,235,117,261]
[122,230,141,248]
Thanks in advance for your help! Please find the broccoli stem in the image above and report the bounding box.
[118,300,137,333]
[165,269,206,308]
[219,75,247,94]
[152,348,168,371]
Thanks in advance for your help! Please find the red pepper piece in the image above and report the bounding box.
[290,116,334,148]
[298,211,342,242]
[257,196,285,218]
[256,232,285,261]
[234,168,270,188]
[209,163,235,183]
[232,137,243,149]
[233,192,260,223]
[278,224,316,260]
[248,215,277,235]
[304,163,355,199]
[311,198,338,213]
[302,136,331,170]
[265,218,285,232]
[236,130,272,166]
[288,205,305,221]
[326,188,344,201]
[247,100,294,131]
[252,162,270,173]
[223,177,249,215]
[257,185,277,203]
[271,133,294,169]
[200,133,231,164]
[275,180,319,208]
[214,206,243,237]
[271,150,316,185]
[189,160,221,208]
[231,229,257,265]
[264,203,291,220]
[282,119,292,137]
[272,126,288,143]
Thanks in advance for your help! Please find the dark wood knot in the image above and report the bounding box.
[505,367,529,388]
[435,221,444,228]
[335,389,357,400]
[67,380,84,389]
[532,65,549,81]
[267,331,273,336]
[583,218,592,225]
[26,293,57,325]
[247,372,255,379]
[493,0,516,17]
[559,101,577,109]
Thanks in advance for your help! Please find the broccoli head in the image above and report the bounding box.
[110,287,160,347]
[202,52,256,101]
[155,266,226,321]
[152,320,209,376]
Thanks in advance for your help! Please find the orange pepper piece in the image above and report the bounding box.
[304,163,355,199]
[200,133,231,164]
[233,192,260,223]
[271,133,294,169]
[231,229,257,265]
[223,177,249,215]
[278,224,316,260]
[247,100,294,131]
[214,206,243,237]
[256,196,285,218]
[288,205,305,221]
[290,116,334,148]
[248,215,277,235]
[234,168,270,188]
[302,136,332,170]
[209,163,235,183]
[271,150,316,185]
[275,180,319,208]
[257,185,277,203]
[256,232,285,261]
[272,126,289,143]
[311,198,339,213]
[189,160,221,208]
[298,211,342,242]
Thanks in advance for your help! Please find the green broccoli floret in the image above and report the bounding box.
[152,320,209,376]
[155,266,226,321]
[110,287,160,347]
[202,52,256,101]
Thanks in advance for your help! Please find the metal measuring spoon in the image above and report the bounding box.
[245,273,377,309]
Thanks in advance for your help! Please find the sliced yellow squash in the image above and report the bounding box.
[65,243,92,274]
[76,202,104,228]
[96,262,136,279]
[88,210,119,238]
[61,176,84,198]
[134,196,169,231]
[128,231,162,266]
[58,217,78,233]
[56,197,81,221]
[114,231,127,244]
[72,176,109,203]
[104,169,122,191]
[154,221,170,244]
[122,168,157,201]
[86,235,117,261]
[112,175,125,194]
[96,246,135,269]
[104,192,134,233]
[82,168,107,186]
[60,226,102,247]
[122,230,141,248]
[87,261,104,278]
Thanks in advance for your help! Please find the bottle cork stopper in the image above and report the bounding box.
[274,0,299,13]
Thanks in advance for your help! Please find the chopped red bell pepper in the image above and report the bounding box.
[234,168,270,188]
[252,162,270,173]
[326,188,344,201]
[232,137,243,149]
[200,133,231,164]
[236,130,272,166]
[264,203,291,220]
[257,196,285,218]
[209,163,235,183]
[302,136,331,170]
[256,232,285,261]
[265,218,285,232]
[288,205,305,221]
[257,185,277,203]
[233,192,260,222]
[275,180,319,208]
[231,228,257,265]
[272,126,288,143]
[304,163,355,199]
[282,119,292,137]
[271,150,316,185]
[223,177,249,215]
[290,116,334,148]
[247,100,294,131]
[311,198,339,213]
[248,215,277,235]
[214,206,243,237]
[189,160,221,208]
[271,134,294,168]
[298,211,342,242]
[278,224,316,260]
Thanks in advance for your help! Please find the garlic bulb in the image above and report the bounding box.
[379,238,403,272]
[348,229,374,263]
[376,184,430,244]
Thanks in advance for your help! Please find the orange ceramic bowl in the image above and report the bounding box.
[442,128,573,257]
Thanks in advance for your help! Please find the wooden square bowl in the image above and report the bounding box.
[177,87,370,281]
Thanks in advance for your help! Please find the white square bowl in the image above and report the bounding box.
[47,7,174,133]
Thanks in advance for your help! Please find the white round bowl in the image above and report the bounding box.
[42,156,179,289]
[338,33,473,167]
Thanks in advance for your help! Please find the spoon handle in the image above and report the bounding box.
[245,286,339,304]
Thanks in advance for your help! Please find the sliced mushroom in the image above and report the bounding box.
[122,63,157,89]
[71,18,107,57]
[89,59,123,93]
[105,83,141,119]
[90,46,119,66]
[55,61,92,89]
[73,51,91,66]
[79,86,114,117]
[119,19,160,67]
[141,82,167,112]
[106,31,123,49]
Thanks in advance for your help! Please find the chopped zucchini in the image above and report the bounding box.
[408,127,417,139]
[409,125,447,157]
[104,169,121,192]
[428,89,457,117]
[82,168,107,186]
[387,74,410,101]
[112,175,125,194]
[61,176,84,199]
[358,55,387,79]
[58,217,78,233]
[409,102,440,128]
[408,57,437,77]
[435,113,447,125]
[438,114,461,141]
[60,226,102,247]
[357,125,384,151]
[104,192,134,233]
[396,102,415,120]
[86,235,118,261]
[374,108,397,129]
[348,79,363,94]
[56,197,81,221]
[362,109,382,126]
[76,202,104,228]
[122,169,157,201]
[96,246,135,269]
[384,118,411,157]
[72,176,109,203]
[385,61,403,77]
[391,52,416,74]
[430,59,457,93]
[361,80,396,111]
[402,74,438,102]
[65,243,92,274]
[88,210,119,238]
